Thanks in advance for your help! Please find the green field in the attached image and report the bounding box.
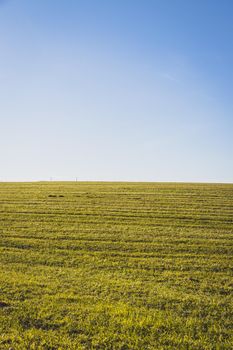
[0,182,233,349]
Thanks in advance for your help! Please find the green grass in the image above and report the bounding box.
[0,182,233,349]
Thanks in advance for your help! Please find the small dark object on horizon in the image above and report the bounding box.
[48,194,64,198]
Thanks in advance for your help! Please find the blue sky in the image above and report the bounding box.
[0,0,232,182]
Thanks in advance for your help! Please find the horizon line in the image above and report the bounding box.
[0,180,232,185]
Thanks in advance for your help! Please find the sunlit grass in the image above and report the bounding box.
[0,182,232,349]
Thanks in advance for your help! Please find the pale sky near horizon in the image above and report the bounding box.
[0,0,232,182]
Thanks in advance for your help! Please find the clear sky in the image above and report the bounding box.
[0,0,232,182]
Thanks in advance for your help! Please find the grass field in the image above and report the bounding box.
[0,182,233,349]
